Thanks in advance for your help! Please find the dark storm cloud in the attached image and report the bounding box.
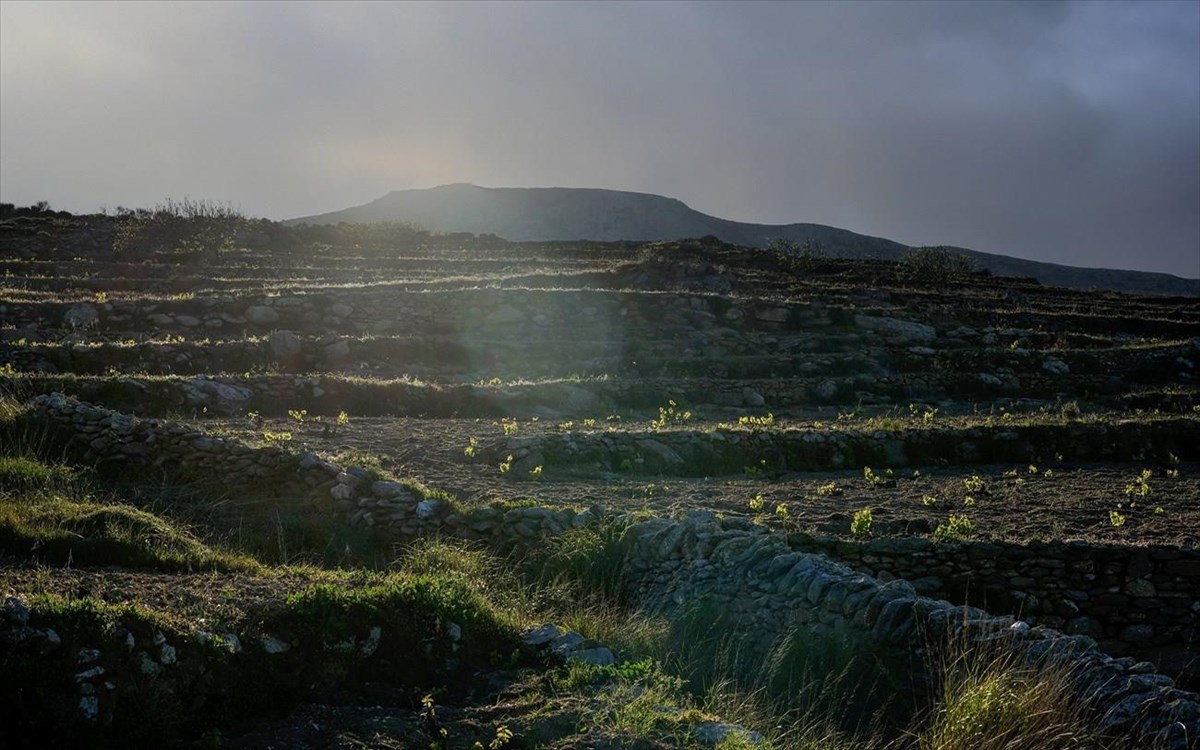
[1,1,1197,276]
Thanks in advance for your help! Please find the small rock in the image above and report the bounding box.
[1042,358,1070,376]
[741,387,765,407]
[78,696,99,721]
[415,499,442,520]
[854,315,936,342]
[1123,579,1156,597]
[3,596,30,625]
[549,632,585,656]
[74,666,105,682]
[138,652,161,675]
[360,626,382,657]
[372,480,415,499]
[523,623,562,646]
[695,722,764,746]
[261,635,290,654]
[38,629,62,653]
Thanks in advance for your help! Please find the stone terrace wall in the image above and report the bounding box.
[788,533,1199,679]
[493,419,1200,475]
[621,515,1199,748]
[0,370,1122,421]
[26,393,595,545]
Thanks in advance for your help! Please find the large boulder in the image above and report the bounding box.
[181,378,253,415]
[269,330,303,359]
[245,305,280,325]
[854,315,936,342]
[63,304,98,329]
[322,340,351,363]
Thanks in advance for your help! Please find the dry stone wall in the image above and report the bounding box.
[491,419,1200,475]
[620,514,1199,749]
[788,534,1199,679]
[27,393,597,545]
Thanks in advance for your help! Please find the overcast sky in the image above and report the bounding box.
[2,1,1197,276]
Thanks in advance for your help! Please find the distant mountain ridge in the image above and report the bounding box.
[287,184,1199,296]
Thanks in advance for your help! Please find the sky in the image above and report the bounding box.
[1,1,1198,277]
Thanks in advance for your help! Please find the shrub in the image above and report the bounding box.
[898,247,978,280]
[112,198,249,260]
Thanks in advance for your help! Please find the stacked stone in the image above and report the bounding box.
[487,418,1200,475]
[29,394,599,546]
[620,514,1199,749]
[790,534,1199,671]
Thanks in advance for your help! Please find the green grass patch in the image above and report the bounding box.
[0,455,77,491]
[0,486,262,573]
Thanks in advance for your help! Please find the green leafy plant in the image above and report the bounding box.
[1109,510,1127,528]
[815,481,842,496]
[464,436,478,458]
[743,459,769,477]
[738,412,775,428]
[1124,469,1152,498]
[962,475,985,493]
[498,455,513,474]
[651,399,692,430]
[934,515,976,542]
[850,507,873,538]
[863,466,894,488]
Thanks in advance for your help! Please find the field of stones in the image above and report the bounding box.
[1,207,1197,748]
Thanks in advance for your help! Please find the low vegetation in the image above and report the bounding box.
[1,207,1192,748]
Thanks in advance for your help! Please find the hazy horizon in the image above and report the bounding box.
[2,1,1198,276]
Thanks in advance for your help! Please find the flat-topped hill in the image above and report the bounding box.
[286,184,1200,296]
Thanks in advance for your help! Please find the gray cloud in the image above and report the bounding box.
[1,0,1196,276]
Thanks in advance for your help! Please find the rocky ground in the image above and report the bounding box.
[2,213,1198,747]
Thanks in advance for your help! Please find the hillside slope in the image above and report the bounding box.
[288,184,1198,295]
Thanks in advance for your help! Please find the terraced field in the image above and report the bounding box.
[1,213,1198,748]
